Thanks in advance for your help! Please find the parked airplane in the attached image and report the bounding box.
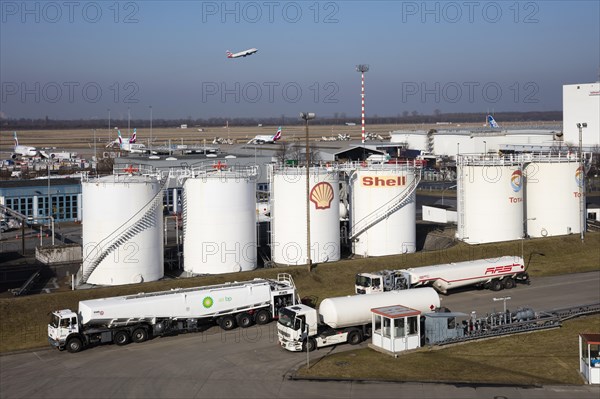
[106,129,137,148]
[226,48,258,58]
[487,115,500,128]
[247,126,282,144]
[12,132,37,158]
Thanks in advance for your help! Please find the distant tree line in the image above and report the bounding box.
[0,111,562,130]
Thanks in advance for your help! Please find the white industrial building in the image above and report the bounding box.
[563,82,600,148]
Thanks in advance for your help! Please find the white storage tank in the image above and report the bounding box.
[319,287,440,328]
[82,174,164,285]
[183,166,258,274]
[350,164,418,257]
[524,154,582,237]
[457,155,524,244]
[270,166,340,265]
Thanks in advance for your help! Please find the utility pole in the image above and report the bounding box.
[300,112,316,272]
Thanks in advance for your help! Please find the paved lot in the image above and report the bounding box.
[1,271,599,399]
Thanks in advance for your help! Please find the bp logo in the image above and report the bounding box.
[575,166,584,187]
[510,170,522,192]
[202,296,214,308]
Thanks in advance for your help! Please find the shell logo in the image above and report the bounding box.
[202,296,214,309]
[575,166,584,187]
[310,182,334,210]
[510,170,522,192]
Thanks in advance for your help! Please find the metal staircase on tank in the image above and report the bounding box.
[349,171,421,241]
[80,174,169,284]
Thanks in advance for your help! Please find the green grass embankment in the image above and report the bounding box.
[296,315,600,386]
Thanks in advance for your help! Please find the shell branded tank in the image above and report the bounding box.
[270,166,340,265]
[182,167,257,274]
[81,175,164,285]
[457,155,523,244]
[524,155,582,237]
[350,164,417,257]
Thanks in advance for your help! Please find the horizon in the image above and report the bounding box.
[1,1,599,119]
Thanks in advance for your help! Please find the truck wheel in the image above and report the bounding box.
[254,309,271,325]
[132,328,148,343]
[114,331,130,346]
[348,330,363,345]
[66,337,83,353]
[490,279,503,292]
[503,277,516,289]
[236,312,253,328]
[303,338,316,352]
[219,315,237,331]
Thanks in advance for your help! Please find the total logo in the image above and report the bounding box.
[510,170,522,192]
[575,166,584,188]
[310,182,334,210]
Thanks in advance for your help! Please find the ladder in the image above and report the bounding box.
[349,172,421,241]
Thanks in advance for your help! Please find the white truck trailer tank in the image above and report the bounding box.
[78,279,279,325]
[318,287,440,329]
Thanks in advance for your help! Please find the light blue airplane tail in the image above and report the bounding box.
[487,115,500,128]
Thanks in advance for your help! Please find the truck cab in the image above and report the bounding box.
[48,309,80,350]
[277,304,318,352]
[355,271,410,294]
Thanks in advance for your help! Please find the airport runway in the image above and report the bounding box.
[1,271,599,399]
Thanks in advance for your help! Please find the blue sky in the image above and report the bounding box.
[1,1,599,119]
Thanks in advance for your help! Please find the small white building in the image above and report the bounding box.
[370,305,421,356]
[579,333,600,384]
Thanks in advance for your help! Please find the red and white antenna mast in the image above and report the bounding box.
[356,64,370,144]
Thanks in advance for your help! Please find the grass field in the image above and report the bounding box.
[0,231,598,355]
[295,315,600,385]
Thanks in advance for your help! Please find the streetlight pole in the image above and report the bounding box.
[150,105,153,145]
[577,122,587,243]
[300,112,316,272]
[522,217,536,262]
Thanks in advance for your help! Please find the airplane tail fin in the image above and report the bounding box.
[130,128,137,143]
[273,127,282,141]
[13,131,18,147]
[487,115,500,128]
[118,130,123,144]
[226,50,233,58]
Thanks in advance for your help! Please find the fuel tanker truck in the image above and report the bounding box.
[48,274,297,353]
[355,256,529,295]
[278,287,440,352]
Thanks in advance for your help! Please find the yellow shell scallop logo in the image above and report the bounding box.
[310,182,334,210]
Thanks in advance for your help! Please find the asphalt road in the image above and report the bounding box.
[1,271,599,399]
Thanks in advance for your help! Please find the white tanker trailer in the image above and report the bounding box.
[278,287,440,352]
[355,256,529,295]
[48,274,297,353]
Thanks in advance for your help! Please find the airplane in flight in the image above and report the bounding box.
[247,126,282,144]
[226,48,258,58]
[487,115,500,128]
[12,132,38,158]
